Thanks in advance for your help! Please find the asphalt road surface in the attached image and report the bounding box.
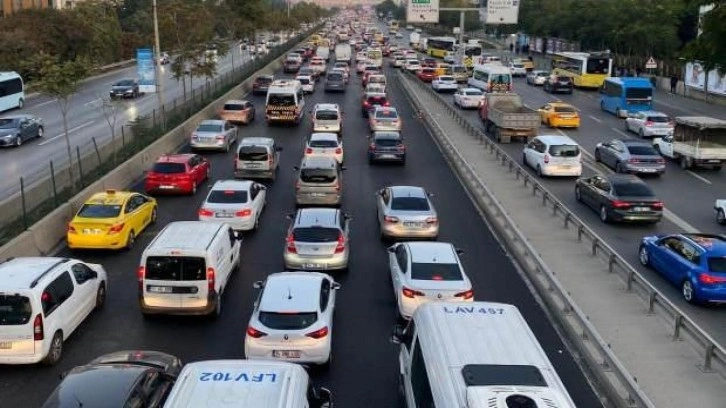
[0,62,603,407]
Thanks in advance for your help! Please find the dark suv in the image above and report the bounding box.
[544,75,574,94]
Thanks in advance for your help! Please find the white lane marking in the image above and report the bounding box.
[686,170,712,185]
[28,99,57,109]
[588,115,602,123]
[611,127,630,138]
[84,98,102,107]
[38,121,95,146]
[664,208,699,233]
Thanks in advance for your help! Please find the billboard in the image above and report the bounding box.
[685,62,726,96]
[406,0,439,23]
[136,48,156,93]
[485,0,520,24]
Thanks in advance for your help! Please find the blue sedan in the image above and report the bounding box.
[639,233,726,304]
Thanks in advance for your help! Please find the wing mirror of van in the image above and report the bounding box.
[275,146,283,151]
[253,280,264,289]
[455,248,464,255]
[340,166,347,171]
[332,282,341,290]
[427,192,435,197]
[313,387,332,407]
[293,166,300,171]
[391,324,404,344]
[233,231,244,241]
[386,245,396,253]
[285,212,294,219]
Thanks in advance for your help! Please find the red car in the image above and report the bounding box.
[144,154,210,195]
[416,68,438,83]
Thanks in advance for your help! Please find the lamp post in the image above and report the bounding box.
[152,0,165,122]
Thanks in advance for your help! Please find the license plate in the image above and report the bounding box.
[159,185,175,189]
[147,286,173,293]
[561,164,573,168]
[380,154,397,159]
[304,263,324,269]
[639,168,657,173]
[311,193,326,197]
[633,207,651,212]
[216,213,233,218]
[82,229,101,234]
[244,163,262,168]
[0,341,12,349]
[403,222,423,227]
[273,350,300,358]
[708,160,721,164]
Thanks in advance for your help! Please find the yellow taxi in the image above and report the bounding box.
[538,102,581,129]
[67,189,157,250]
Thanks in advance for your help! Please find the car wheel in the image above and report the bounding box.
[624,121,630,132]
[522,153,528,167]
[191,182,197,195]
[575,186,582,202]
[682,280,697,304]
[599,206,610,223]
[594,149,601,162]
[718,209,726,225]
[615,162,624,173]
[547,118,553,128]
[37,126,44,138]
[254,212,260,230]
[95,283,107,310]
[639,129,645,138]
[536,165,543,177]
[42,331,63,366]
[212,294,222,318]
[150,207,158,224]
[14,135,22,147]
[126,231,136,250]
[398,374,407,407]
[17,98,24,109]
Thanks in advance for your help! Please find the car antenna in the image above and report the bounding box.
[73,392,84,407]
[288,287,293,300]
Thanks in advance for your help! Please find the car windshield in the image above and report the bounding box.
[391,196,430,211]
[152,162,186,174]
[223,103,245,111]
[207,189,248,204]
[310,138,338,148]
[549,145,580,157]
[77,204,122,218]
[145,256,206,281]
[410,262,463,281]
[513,64,524,68]
[238,146,268,161]
[293,227,340,242]
[627,145,657,155]
[258,311,317,330]
[0,295,32,325]
[375,110,398,119]
[554,106,576,113]
[197,124,223,133]
[300,168,337,183]
[706,257,726,273]
[316,110,339,120]
[613,182,653,197]
[0,118,19,129]
[115,80,134,86]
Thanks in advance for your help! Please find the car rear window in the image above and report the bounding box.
[258,311,317,330]
[375,137,401,146]
[627,145,658,155]
[612,182,654,197]
[238,146,269,161]
[410,262,463,281]
[256,77,272,84]
[554,106,576,113]
[0,295,32,325]
[648,116,670,123]
[391,197,430,211]
[207,190,248,204]
[298,78,310,85]
[549,145,580,157]
[310,139,339,148]
[556,77,572,83]
[77,204,121,218]
[152,162,186,174]
[316,110,339,120]
[223,103,245,111]
[145,256,206,281]
[375,110,398,119]
[197,124,223,133]
[439,76,454,81]
[292,227,340,242]
[706,257,726,273]
[300,168,337,183]
[327,73,343,81]
[367,96,387,105]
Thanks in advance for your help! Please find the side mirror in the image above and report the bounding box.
[386,246,396,253]
[344,213,352,220]
[276,146,283,151]
[340,166,347,171]
[253,280,264,289]
[293,166,300,171]
[427,192,435,197]
[314,387,332,407]
[60,370,69,380]
[455,248,464,255]
[285,213,294,220]
[234,231,244,241]
[332,282,342,290]
[391,325,404,344]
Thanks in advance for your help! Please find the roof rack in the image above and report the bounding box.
[30,258,70,289]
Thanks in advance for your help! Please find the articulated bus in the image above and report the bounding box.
[426,37,456,59]
[551,52,613,89]
[388,20,399,33]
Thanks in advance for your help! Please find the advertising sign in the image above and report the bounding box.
[707,69,726,96]
[136,48,156,93]
[485,0,520,24]
[406,0,439,23]
[685,62,726,96]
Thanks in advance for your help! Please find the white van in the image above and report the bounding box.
[392,302,576,408]
[138,221,241,318]
[468,64,512,92]
[523,135,582,177]
[265,80,305,125]
[163,359,332,408]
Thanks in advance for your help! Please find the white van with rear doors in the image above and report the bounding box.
[392,302,576,408]
[137,221,241,318]
[468,64,512,93]
[522,135,582,177]
[163,359,332,408]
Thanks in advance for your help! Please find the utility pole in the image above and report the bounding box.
[152,0,165,121]
[287,0,290,18]
[439,7,479,57]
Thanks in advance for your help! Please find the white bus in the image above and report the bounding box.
[366,49,383,68]
[0,72,25,111]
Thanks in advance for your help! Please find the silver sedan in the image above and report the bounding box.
[595,138,666,176]
[190,119,238,152]
[368,107,402,132]
[376,185,438,240]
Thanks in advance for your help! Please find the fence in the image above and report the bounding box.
[396,69,726,406]
[0,30,314,247]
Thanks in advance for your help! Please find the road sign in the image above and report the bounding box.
[406,0,439,24]
[645,57,657,69]
[485,0,521,24]
[136,48,156,93]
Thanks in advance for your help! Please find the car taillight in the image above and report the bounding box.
[651,201,664,210]
[236,208,252,217]
[67,224,76,234]
[384,215,399,223]
[135,266,146,294]
[306,326,329,339]
[33,314,44,341]
[333,181,340,191]
[425,217,438,225]
[335,147,342,154]
[628,158,640,163]
[198,208,214,217]
[397,144,406,151]
[216,135,224,140]
[191,132,198,140]
[286,233,297,253]
[334,234,345,253]
[543,154,550,164]
[402,287,425,298]
[206,267,215,292]
[363,101,370,107]
[108,223,125,234]
[246,326,268,338]
[657,158,665,164]
[611,200,632,209]
[700,272,726,284]
[305,147,314,154]
[455,289,474,299]
[645,121,654,127]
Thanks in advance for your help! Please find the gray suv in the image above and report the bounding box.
[294,156,345,206]
[324,71,347,92]
[283,207,350,272]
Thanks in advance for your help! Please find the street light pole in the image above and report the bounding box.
[287,0,290,18]
[152,0,165,121]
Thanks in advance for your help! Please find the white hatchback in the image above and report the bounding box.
[523,135,583,177]
[198,180,267,231]
[388,242,473,320]
[305,133,344,164]
[454,88,484,109]
[245,272,340,366]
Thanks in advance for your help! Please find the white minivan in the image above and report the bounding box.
[163,359,332,408]
[468,64,512,93]
[392,302,576,408]
[137,221,241,318]
[522,135,582,177]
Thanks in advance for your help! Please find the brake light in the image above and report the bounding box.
[543,154,550,164]
[334,234,346,253]
[651,201,664,210]
[645,121,654,127]
[305,147,314,154]
[402,287,425,298]
[455,289,474,300]
[657,158,665,164]
[206,267,215,292]
[363,101,370,107]
[67,224,76,234]
[235,208,252,217]
[384,215,399,223]
[628,159,640,163]
[246,326,268,338]
[335,147,342,154]
[198,208,214,217]
[286,233,297,253]
[369,143,376,151]
[611,200,632,209]
[425,217,438,225]
[216,136,224,140]
[397,144,406,151]
[33,314,43,341]
[108,223,125,234]
[383,101,390,106]
[137,266,145,292]
[334,181,341,192]
[306,326,329,339]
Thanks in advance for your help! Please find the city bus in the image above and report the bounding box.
[388,20,399,33]
[600,77,654,118]
[366,48,383,68]
[462,43,483,70]
[551,51,613,89]
[427,37,456,59]
[0,72,24,111]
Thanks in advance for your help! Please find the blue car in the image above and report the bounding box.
[639,233,726,304]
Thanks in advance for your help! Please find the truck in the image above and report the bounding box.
[652,116,726,170]
[334,43,352,62]
[478,93,540,143]
[409,32,420,49]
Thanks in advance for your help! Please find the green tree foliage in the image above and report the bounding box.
[439,0,483,31]
[375,0,406,20]
[683,2,726,73]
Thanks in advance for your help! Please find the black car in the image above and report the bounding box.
[110,79,140,99]
[0,114,44,147]
[544,75,574,94]
[41,351,182,408]
[252,75,274,95]
[575,174,663,224]
[368,131,405,164]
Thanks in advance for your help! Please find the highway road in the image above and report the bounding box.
[422,68,726,346]
[0,58,603,406]
[0,43,268,199]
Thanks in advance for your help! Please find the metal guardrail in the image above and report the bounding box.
[396,70,726,406]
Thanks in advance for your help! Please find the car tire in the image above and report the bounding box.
[191,182,197,195]
[599,206,610,223]
[718,209,726,225]
[638,245,651,267]
[37,126,44,138]
[42,331,63,366]
[639,129,645,139]
[615,162,624,173]
[126,231,135,250]
[17,98,24,109]
[624,121,630,132]
[575,186,582,202]
[682,280,698,304]
[95,283,107,310]
[14,135,22,147]
[536,165,543,178]
[150,207,158,224]
[594,149,601,161]
[212,294,222,319]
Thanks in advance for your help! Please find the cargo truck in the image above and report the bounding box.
[478,93,540,143]
[652,116,726,170]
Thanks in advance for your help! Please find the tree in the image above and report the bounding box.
[683,2,726,72]
[28,54,90,193]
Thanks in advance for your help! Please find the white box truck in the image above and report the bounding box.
[334,43,351,62]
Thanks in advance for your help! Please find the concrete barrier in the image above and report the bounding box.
[0,36,305,260]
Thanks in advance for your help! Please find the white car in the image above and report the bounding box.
[309,58,327,74]
[715,199,726,224]
[404,59,421,72]
[296,75,315,94]
[453,88,484,109]
[431,75,458,92]
[245,272,340,366]
[509,61,527,77]
[395,32,403,38]
[523,135,583,177]
[443,52,456,64]
[305,133,344,164]
[387,242,473,320]
[624,111,674,138]
[526,70,550,86]
[392,56,406,68]
[198,179,267,231]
